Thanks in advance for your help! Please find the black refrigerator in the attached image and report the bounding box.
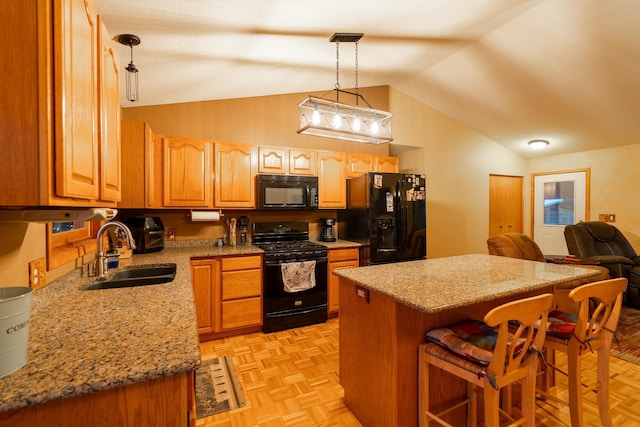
[338,172,426,265]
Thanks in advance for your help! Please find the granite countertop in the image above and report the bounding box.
[0,242,263,413]
[333,253,602,314]
[311,238,361,249]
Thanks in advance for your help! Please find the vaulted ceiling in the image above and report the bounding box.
[96,0,640,158]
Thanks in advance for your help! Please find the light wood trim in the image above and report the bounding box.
[119,121,147,208]
[46,222,99,270]
[221,255,262,271]
[221,297,262,330]
[221,270,262,300]
[0,372,190,427]
[529,168,591,239]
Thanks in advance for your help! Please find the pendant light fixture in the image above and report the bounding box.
[297,33,393,144]
[115,34,141,102]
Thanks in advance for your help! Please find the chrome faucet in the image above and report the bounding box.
[95,221,136,279]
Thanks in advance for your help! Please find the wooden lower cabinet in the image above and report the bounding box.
[328,248,359,315]
[191,255,263,339]
[0,372,192,427]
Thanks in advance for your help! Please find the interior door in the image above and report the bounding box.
[532,170,589,255]
[489,174,523,237]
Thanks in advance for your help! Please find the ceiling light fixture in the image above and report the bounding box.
[115,34,141,102]
[297,33,393,144]
[528,139,549,150]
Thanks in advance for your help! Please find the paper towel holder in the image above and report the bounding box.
[189,210,223,222]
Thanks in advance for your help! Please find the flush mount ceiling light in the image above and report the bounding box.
[115,34,141,102]
[528,139,549,150]
[297,33,393,144]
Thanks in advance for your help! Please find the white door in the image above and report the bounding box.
[533,170,588,255]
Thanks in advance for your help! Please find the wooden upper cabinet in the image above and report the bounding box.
[163,137,213,207]
[214,142,256,208]
[317,151,346,208]
[55,0,100,200]
[97,16,121,202]
[258,146,317,176]
[347,154,374,178]
[1,0,120,206]
[374,155,399,173]
[289,149,317,175]
[258,146,288,174]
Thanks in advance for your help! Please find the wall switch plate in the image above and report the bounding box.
[598,214,616,223]
[29,258,47,289]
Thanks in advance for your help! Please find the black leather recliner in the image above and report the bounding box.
[564,221,640,307]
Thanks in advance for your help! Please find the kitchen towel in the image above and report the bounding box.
[281,260,316,293]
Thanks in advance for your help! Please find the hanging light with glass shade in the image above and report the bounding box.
[115,34,141,102]
[297,33,393,144]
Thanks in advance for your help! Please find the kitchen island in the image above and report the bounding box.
[334,253,602,427]
[0,243,262,426]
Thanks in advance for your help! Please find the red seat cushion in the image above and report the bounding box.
[547,309,577,338]
[425,320,497,366]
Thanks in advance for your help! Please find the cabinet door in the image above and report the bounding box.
[214,142,256,208]
[317,151,346,208]
[374,156,399,173]
[489,174,523,237]
[328,248,359,314]
[347,154,373,178]
[190,258,220,335]
[289,149,317,176]
[97,17,121,202]
[54,0,100,200]
[258,146,287,174]
[163,137,213,207]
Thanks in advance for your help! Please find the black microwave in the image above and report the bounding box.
[257,174,318,209]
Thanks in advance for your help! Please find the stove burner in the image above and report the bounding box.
[255,240,326,253]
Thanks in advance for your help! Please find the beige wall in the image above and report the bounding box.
[528,144,640,251]
[122,86,391,156]
[390,88,529,258]
[0,223,45,287]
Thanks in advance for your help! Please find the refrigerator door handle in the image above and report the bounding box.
[395,179,406,250]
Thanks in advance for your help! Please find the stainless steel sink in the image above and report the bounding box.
[84,263,177,290]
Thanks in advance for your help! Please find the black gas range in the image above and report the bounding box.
[253,222,328,333]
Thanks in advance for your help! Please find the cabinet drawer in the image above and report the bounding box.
[221,297,262,330]
[221,255,262,271]
[221,270,262,300]
[328,248,359,262]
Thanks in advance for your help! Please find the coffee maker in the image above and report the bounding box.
[319,218,337,242]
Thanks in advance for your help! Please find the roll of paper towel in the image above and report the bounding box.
[190,210,221,222]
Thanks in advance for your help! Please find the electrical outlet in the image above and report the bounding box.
[598,214,616,223]
[29,258,47,289]
[167,228,176,241]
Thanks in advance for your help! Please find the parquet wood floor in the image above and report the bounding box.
[197,318,640,426]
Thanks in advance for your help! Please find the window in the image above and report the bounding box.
[47,221,100,270]
[543,180,575,226]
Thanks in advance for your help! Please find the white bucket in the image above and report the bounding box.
[0,287,34,378]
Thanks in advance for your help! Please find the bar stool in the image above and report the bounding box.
[418,293,554,427]
[540,277,627,427]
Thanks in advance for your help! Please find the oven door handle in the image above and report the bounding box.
[265,256,328,265]
[265,306,326,318]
